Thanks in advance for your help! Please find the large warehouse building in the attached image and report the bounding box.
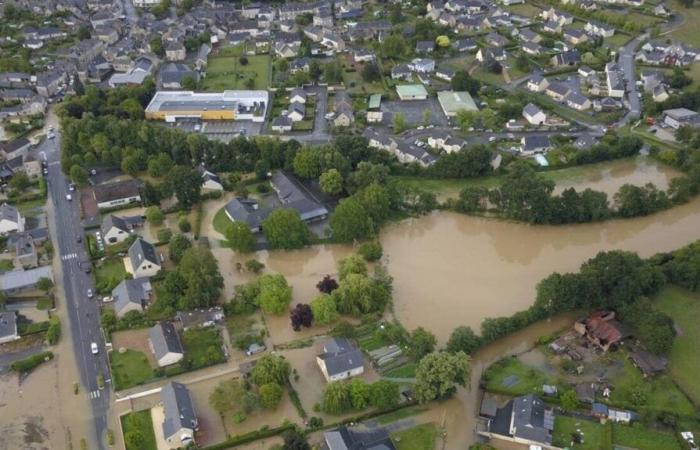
[145,90,269,122]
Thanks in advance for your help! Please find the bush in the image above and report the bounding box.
[11,351,54,373]
[46,316,60,345]
[157,228,173,243]
[178,217,191,233]
[358,241,383,262]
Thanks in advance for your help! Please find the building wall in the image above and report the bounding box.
[155,349,184,367]
[116,300,143,318]
[104,227,129,244]
[97,195,141,210]
[328,366,364,382]
[134,260,161,278]
[145,110,236,121]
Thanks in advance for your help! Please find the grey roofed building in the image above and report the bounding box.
[0,266,52,294]
[0,311,18,343]
[224,197,271,232]
[415,40,435,53]
[523,103,543,118]
[317,337,364,380]
[271,115,293,131]
[101,214,142,236]
[270,171,328,223]
[149,322,184,364]
[574,133,597,150]
[129,238,159,268]
[159,62,199,88]
[112,277,152,317]
[161,382,198,445]
[325,426,397,450]
[489,394,553,446]
[522,135,551,153]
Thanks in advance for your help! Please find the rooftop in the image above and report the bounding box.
[437,90,478,114]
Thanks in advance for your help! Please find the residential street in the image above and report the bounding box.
[40,130,110,449]
[618,33,648,125]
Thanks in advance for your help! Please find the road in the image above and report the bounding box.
[618,33,648,126]
[40,133,110,449]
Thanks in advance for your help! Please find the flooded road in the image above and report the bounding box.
[238,158,700,344]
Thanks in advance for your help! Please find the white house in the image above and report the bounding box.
[522,103,547,125]
[126,238,161,278]
[316,338,365,382]
[149,322,184,367]
[101,215,142,244]
[0,204,25,234]
[161,382,198,449]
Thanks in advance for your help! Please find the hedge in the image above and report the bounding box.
[200,424,295,450]
[11,351,54,373]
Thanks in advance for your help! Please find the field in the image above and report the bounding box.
[552,416,609,450]
[612,424,681,450]
[201,47,270,91]
[668,0,700,46]
[390,423,438,450]
[482,357,553,396]
[110,349,155,391]
[655,286,700,404]
[120,410,157,450]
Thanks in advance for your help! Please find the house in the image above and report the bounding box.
[0,311,19,344]
[578,66,596,78]
[325,426,397,450]
[566,92,591,110]
[523,103,546,125]
[271,115,293,132]
[574,310,629,352]
[453,38,477,52]
[109,56,156,88]
[585,21,615,38]
[176,307,224,331]
[160,382,198,448]
[663,108,700,129]
[551,50,580,67]
[487,394,554,447]
[149,322,184,367]
[165,41,187,61]
[289,88,307,104]
[352,48,375,63]
[159,63,198,90]
[438,91,478,117]
[605,63,625,98]
[224,197,269,233]
[287,102,306,122]
[521,135,551,154]
[396,84,428,101]
[112,277,153,318]
[333,91,354,127]
[102,215,142,244]
[126,238,161,278]
[409,58,435,74]
[0,204,25,234]
[574,133,597,150]
[14,234,37,268]
[630,350,668,377]
[93,180,142,210]
[391,64,413,81]
[415,40,434,53]
[486,32,508,47]
[436,67,456,81]
[527,73,549,93]
[316,338,365,382]
[545,82,571,102]
[543,20,562,34]
[519,29,542,44]
[477,47,506,62]
[198,166,224,192]
[521,42,543,56]
[270,171,329,223]
[0,138,32,160]
[0,266,52,295]
[564,28,588,45]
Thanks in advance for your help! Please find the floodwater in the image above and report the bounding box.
[231,158,700,345]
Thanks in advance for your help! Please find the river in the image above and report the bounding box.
[232,157,700,344]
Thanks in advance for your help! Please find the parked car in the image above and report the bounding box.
[246,343,266,356]
[91,342,98,354]
[65,194,72,201]
[87,288,93,299]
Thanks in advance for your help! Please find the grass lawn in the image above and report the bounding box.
[94,257,127,294]
[612,424,681,450]
[390,423,438,450]
[482,357,553,396]
[669,0,700,46]
[0,260,13,270]
[684,62,700,90]
[16,198,45,216]
[384,362,417,378]
[506,3,543,17]
[121,410,157,450]
[36,297,53,310]
[181,327,226,369]
[201,53,270,91]
[375,405,430,425]
[604,33,633,48]
[110,349,155,391]
[655,285,700,404]
[552,416,610,450]
[212,206,232,237]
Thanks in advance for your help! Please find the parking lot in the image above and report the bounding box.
[380,99,449,127]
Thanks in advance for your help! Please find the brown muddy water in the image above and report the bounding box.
[224,158,700,345]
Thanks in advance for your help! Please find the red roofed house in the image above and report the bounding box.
[574,311,627,352]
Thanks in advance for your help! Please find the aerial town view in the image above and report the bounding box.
[3,0,700,449]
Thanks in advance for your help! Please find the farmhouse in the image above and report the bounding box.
[112,277,153,318]
[101,215,142,244]
[487,394,553,447]
[522,103,546,125]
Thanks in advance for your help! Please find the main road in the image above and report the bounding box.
[40,130,110,449]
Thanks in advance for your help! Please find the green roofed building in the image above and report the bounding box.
[437,91,478,117]
[396,84,428,101]
[368,94,382,110]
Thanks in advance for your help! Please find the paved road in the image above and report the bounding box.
[618,33,648,126]
[119,0,138,27]
[40,134,110,449]
[400,127,604,146]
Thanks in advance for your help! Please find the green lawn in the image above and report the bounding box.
[391,423,438,450]
[384,362,417,378]
[110,349,155,391]
[36,297,53,310]
[608,356,695,417]
[552,416,610,450]
[120,410,157,450]
[0,259,13,270]
[201,53,270,91]
[181,327,226,370]
[212,206,232,237]
[506,3,543,17]
[94,257,127,294]
[482,357,553,396]
[668,0,700,46]
[612,424,681,450]
[655,286,700,404]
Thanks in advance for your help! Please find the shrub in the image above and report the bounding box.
[157,228,173,243]
[358,241,383,262]
[178,217,191,232]
[11,351,54,373]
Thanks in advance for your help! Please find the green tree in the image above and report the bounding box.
[226,221,256,253]
[349,378,370,409]
[70,165,88,185]
[256,273,293,315]
[338,254,368,280]
[36,277,54,292]
[560,389,579,412]
[168,234,192,263]
[414,351,471,403]
[319,169,343,195]
[370,380,399,409]
[145,206,165,225]
[451,71,481,95]
[176,247,224,309]
[251,354,291,385]
[9,172,30,191]
[358,241,383,262]
[382,35,406,58]
[310,294,338,325]
[330,197,374,242]
[322,381,352,414]
[181,75,197,90]
[259,382,284,409]
[168,166,202,208]
[332,273,389,315]
[293,146,349,179]
[393,112,407,133]
[446,326,481,355]
[262,209,310,250]
[150,37,164,57]
[409,327,437,360]
[282,428,310,450]
[361,63,381,82]
[209,379,258,414]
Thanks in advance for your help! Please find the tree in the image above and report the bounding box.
[370,380,399,409]
[150,37,164,57]
[262,209,310,250]
[338,254,368,280]
[361,63,381,82]
[70,165,88,186]
[358,241,383,262]
[145,206,165,225]
[9,172,30,191]
[245,259,265,274]
[290,303,313,331]
[414,351,471,403]
[436,35,450,47]
[393,112,407,133]
[259,383,284,409]
[382,34,406,58]
[317,275,339,294]
[181,75,197,90]
[310,294,338,325]
[176,247,224,309]
[483,56,502,74]
[349,378,371,409]
[346,162,390,194]
[226,221,257,253]
[515,54,530,72]
[322,381,352,413]
[560,389,579,412]
[293,146,349,179]
[332,273,389,316]
[100,310,117,333]
[451,71,481,95]
[282,428,310,450]
[209,379,253,414]
[446,326,481,355]
[36,277,54,292]
[330,197,374,242]
[319,169,343,195]
[251,354,291,385]
[409,327,437,360]
[168,234,192,263]
[168,166,202,208]
[257,273,293,315]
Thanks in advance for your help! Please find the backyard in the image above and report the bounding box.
[181,327,226,370]
[611,423,681,450]
[655,285,700,404]
[110,349,155,391]
[94,257,127,294]
[390,423,438,450]
[482,357,553,396]
[552,415,609,450]
[201,47,270,91]
[121,410,157,450]
[668,0,700,46]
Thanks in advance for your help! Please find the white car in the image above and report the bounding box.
[488,136,497,142]
[91,342,98,354]
[47,132,55,139]
[87,288,93,298]
[65,194,72,201]
[68,183,75,191]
